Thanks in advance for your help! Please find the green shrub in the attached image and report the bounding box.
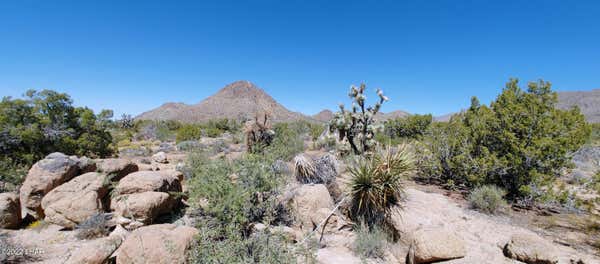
[0,90,114,187]
[176,124,203,143]
[185,151,295,263]
[589,123,600,145]
[0,157,27,192]
[348,146,414,230]
[352,223,388,260]
[468,185,507,214]
[418,79,590,199]
[384,114,432,139]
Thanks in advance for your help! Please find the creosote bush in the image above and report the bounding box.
[468,185,507,214]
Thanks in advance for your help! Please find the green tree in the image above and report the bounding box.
[419,79,590,199]
[384,114,432,139]
[1,90,115,188]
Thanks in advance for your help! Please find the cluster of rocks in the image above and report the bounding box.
[0,152,198,264]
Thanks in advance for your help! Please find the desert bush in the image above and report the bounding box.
[0,157,27,192]
[186,151,295,263]
[265,122,305,161]
[384,114,432,139]
[589,123,600,145]
[352,223,388,260]
[0,90,114,187]
[75,213,111,240]
[418,79,590,199]
[176,124,203,143]
[348,146,414,230]
[329,83,388,155]
[468,185,507,214]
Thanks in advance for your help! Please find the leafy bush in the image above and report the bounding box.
[0,157,27,192]
[329,83,388,155]
[589,123,600,145]
[185,150,296,263]
[352,223,388,259]
[176,124,203,143]
[418,79,590,199]
[264,122,305,161]
[348,146,414,230]
[0,90,114,186]
[384,114,432,139]
[468,185,507,214]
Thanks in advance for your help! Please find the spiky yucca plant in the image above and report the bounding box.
[293,154,317,183]
[348,145,414,228]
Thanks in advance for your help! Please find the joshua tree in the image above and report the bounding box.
[329,83,388,155]
[244,113,275,153]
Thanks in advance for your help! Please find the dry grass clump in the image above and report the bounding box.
[468,185,507,214]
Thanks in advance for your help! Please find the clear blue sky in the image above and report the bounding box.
[1,0,599,117]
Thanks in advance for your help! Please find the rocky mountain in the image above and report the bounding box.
[557,89,600,123]
[137,81,316,123]
[312,110,334,123]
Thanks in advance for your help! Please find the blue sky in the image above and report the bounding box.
[1,1,599,117]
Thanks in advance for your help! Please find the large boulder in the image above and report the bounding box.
[0,192,21,229]
[41,172,110,228]
[96,158,139,182]
[407,227,466,264]
[116,224,198,264]
[289,184,334,231]
[19,152,87,219]
[65,225,129,264]
[152,151,168,164]
[114,171,181,195]
[110,192,176,224]
[503,232,558,264]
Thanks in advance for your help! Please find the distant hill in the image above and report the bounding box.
[137,81,317,123]
[431,89,600,123]
[312,110,334,122]
[557,89,600,123]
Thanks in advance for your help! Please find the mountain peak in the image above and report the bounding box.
[215,80,267,98]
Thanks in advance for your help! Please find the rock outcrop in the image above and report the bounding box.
[115,224,198,264]
[503,232,559,264]
[0,192,21,229]
[41,172,110,228]
[289,184,334,231]
[65,225,129,264]
[407,227,466,264]
[95,158,139,182]
[110,171,182,225]
[19,153,91,219]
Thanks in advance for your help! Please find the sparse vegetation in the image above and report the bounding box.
[329,83,388,155]
[468,185,507,214]
[352,223,388,260]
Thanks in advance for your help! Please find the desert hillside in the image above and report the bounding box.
[558,89,600,123]
[137,81,317,123]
